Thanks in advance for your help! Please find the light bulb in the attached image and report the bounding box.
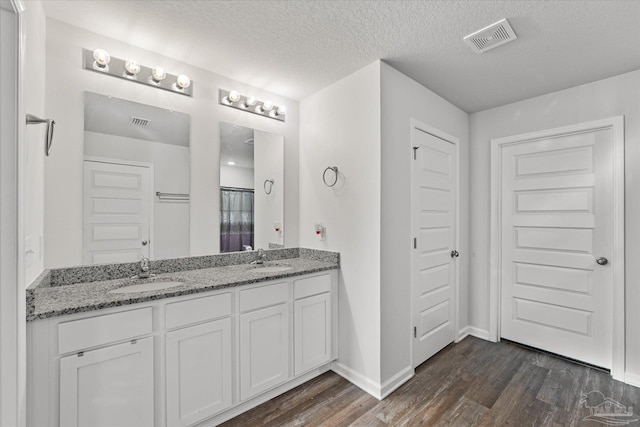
[262,100,273,111]
[245,97,257,107]
[176,74,191,89]
[124,60,140,76]
[151,66,166,83]
[92,49,110,71]
[227,161,235,166]
[255,105,264,114]
[277,105,287,116]
[93,49,110,67]
[228,90,241,103]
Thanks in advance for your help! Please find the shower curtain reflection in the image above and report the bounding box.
[220,187,254,252]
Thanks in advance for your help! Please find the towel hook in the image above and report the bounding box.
[264,179,274,194]
[26,114,55,156]
[323,166,338,187]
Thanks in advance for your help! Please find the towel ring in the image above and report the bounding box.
[264,179,274,194]
[323,166,338,187]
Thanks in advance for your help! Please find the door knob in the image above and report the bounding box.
[596,257,608,265]
[450,250,459,258]
[142,240,148,246]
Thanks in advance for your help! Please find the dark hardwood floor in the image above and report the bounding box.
[221,336,640,426]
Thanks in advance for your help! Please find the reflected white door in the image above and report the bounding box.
[500,129,613,369]
[411,126,457,368]
[83,160,151,264]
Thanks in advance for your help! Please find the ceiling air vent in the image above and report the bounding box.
[130,116,150,127]
[464,18,517,54]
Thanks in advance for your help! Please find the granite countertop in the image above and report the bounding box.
[27,249,338,321]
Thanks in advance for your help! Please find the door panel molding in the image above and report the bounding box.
[489,116,625,380]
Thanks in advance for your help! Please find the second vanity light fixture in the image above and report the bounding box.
[83,48,193,97]
[219,89,286,122]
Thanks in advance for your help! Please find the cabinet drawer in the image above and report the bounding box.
[294,274,331,300]
[240,282,289,312]
[58,307,152,354]
[165,292,232,330]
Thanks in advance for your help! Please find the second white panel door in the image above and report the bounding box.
[500,128,614,369]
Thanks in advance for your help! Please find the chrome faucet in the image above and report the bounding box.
[138,257,151,279]
[252,248,266,265]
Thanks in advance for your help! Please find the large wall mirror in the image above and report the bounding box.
[219,122,284,253]
[83,92,191,264]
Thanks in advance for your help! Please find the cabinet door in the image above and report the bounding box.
[166,318,232,427]
[240,304,289,400]
[59,337,154,427]
[294,292,332,375]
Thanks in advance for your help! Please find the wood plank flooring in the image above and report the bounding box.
[220,337,640,426]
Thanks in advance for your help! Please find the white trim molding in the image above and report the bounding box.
[489,116,625,381]
[0,1,26,426]
[457,326,491,342]
[331,362,413,401]
[331,362,384,400]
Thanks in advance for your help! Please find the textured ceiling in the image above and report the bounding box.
[42,1,640,112]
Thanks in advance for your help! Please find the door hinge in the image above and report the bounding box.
[413,326,417,338]
[413,146,419,160]
[413,237,417,249]
[77,351,84,357]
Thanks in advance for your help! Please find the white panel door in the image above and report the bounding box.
[240,304,290,401]
[500,129,613,368]
[294,292,331,375]
[59,337,154,427]
[411,127,457,368]
[166,318,232,426]
[83,160,151,264]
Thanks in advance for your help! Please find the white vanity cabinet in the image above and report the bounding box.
[239,282,291,400]
[29,307,156,427]
[28,269,337,427]
[293,274,333,376]
[60,337,155,427]
[165,293,233,427]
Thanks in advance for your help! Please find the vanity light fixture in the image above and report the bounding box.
[219,89,285,122]
[82,48,194,97]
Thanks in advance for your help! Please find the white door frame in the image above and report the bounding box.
[489,116,625,381]
[0,1,26,426]
[83,156,155,260]
[410,118,461,365]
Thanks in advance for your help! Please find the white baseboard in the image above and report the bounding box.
[464,326,490,341]
[624,372,640,388]
[457,326,491,342]
[331,362,413,400]
[331,361,384,399]
[379,365,414,400]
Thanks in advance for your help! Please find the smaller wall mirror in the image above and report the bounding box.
[219,122,284,252]
[83,92,191,264]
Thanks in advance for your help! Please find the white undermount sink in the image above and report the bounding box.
[248,265,293,273]
[109,281,184,294]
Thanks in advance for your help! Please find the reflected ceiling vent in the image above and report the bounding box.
[464,18,517,54]
[130,116,150,127]
[244,138,254,145]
